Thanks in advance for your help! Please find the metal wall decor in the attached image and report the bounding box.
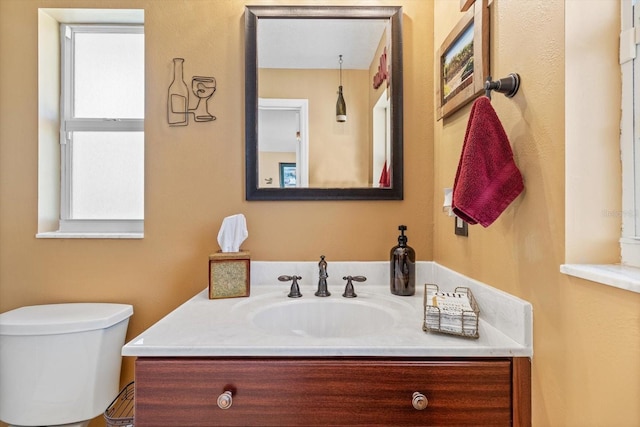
[372,47,389,89]
[167,58,217,126]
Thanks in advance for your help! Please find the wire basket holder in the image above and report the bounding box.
[104,381,135,427]
[423,284,480,339]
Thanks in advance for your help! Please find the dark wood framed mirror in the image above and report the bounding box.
[245,6,403,201]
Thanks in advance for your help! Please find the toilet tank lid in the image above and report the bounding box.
[0,303,133,336]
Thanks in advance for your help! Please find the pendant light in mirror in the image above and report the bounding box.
[336,55,347,122]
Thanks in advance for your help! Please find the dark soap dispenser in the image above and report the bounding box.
[390,225,416,296]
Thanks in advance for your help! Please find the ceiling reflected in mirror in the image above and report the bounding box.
[258,19,387,70]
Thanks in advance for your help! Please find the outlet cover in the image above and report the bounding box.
[454,216,468,237]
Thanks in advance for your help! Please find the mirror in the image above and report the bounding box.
[245,6,403,200]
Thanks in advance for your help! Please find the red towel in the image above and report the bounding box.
[452,96,524,227]
[379,160,390,188]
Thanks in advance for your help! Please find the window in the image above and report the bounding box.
[57,24,144,235]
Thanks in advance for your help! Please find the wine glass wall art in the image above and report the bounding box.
[167,58,217,126]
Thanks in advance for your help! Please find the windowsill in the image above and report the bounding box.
[560,264,640,294]
[36,231,143,239]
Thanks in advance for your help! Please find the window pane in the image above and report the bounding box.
[71,132,144,219]
[74,32,144,118]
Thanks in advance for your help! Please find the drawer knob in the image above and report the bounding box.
[412,392,428,410]
[217,390,233,409]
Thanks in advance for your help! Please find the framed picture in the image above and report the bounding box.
[460,0,475,12]
[436,0,489,120]
[279,163,297,188]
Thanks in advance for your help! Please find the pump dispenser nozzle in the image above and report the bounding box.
[398,225,408,246]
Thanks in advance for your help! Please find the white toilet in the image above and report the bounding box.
[0,303,133,427]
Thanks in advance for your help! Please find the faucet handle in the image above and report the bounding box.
[278,275,303,298]
[342,275,366,298]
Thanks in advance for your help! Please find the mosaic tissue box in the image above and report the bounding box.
[208,251,250,299]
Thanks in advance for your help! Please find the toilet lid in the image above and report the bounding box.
[0,303,133,335]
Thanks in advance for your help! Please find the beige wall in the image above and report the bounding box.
[433,1,640,426]
[0,1,433,425]
[565,0,623,264]
[2,0,639,426]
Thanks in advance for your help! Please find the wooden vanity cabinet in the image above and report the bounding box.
[134,357,531,426]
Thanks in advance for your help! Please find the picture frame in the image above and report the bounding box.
[279,163,297,188]
[460,0,475,12]
[436,0,489,120]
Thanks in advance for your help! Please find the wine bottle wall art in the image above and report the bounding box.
[167,58,217,126]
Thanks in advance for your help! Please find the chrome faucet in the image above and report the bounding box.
[315,255,331,297]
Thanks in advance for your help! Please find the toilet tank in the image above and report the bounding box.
[0,303,133,426]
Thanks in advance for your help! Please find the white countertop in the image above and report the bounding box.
[122,262,532,358]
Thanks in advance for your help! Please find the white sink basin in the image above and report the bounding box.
[246,296,405,338]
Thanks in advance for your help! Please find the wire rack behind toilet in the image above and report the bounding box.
[104,381,134,427]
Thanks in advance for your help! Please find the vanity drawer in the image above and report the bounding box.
[135,357,515,426]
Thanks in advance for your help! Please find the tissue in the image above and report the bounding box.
[217,214,248,253]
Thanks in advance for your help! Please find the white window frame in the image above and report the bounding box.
[57,24,144,236]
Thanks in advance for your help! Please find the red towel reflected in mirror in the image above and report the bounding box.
[379,160,390,188]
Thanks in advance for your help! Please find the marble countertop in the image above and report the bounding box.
[122,262,532,358]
